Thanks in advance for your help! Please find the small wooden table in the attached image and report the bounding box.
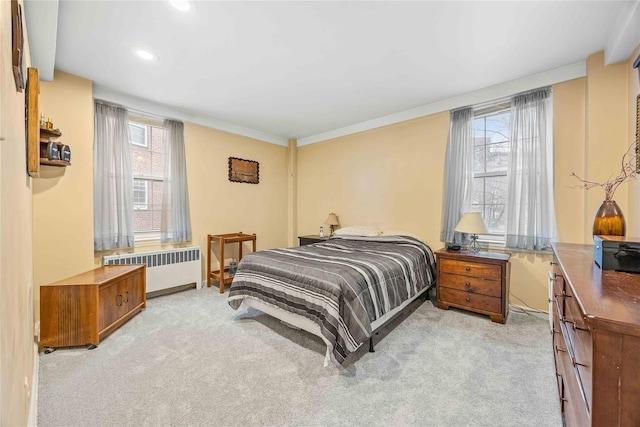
[207,232,256,293]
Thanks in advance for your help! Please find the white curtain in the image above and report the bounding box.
[160,120,192,243]
[440,107,474,244]
[94,101,134,250]
[505,88,557,250]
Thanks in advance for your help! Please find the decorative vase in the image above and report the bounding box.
[593,200,626,236]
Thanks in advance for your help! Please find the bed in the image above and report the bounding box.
[227,235,436,365]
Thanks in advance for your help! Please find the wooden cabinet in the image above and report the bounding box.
[298,235,330,246]
[40,265,146,351]
[435,249,510,323]
[551,243,640,426]
[207,232,256,293]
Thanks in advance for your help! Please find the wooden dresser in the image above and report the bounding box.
[40,265,146,351]
[435,249,510,323]
[551,243,640,426]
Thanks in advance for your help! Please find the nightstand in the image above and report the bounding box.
[435,249,510,323]
[298,235,331,246]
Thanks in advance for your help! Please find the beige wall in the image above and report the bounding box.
[298,51,636,311]
[0,1,36,425]
[35,71,95,292]
[628,43,640,237]
[34,72,289,297]
[298,112,449,246]
[585,51,630,239]
[184,122,289,280]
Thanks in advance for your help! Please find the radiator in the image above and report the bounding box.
[103,246,202,294]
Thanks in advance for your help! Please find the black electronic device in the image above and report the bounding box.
[594,235,640,273]
[46,141,58,160]
[59,144,71,163]
[446,244,461,251]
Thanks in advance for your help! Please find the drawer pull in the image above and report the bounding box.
[465,267,471,272]
[572,322,589,332]
[572,357,587,368]
[550,261,558,266]
[555,346,566,353]
[465,296,471,302]
[554,273,562,279]
[464,282,471,288]
[124,290,129,303]
[117,294,123,307]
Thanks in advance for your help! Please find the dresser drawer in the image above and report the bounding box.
[439,272,501,298]
[556,331,591,427]
[439,287,501,313]
[563,285,592,409]
[439,258,502,281]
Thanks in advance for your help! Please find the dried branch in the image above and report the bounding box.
[570,143,638,201]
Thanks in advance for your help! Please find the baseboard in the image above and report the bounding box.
[27,343,39,426]
[146,283,197,299]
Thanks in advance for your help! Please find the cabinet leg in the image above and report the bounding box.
[489,315,505,324]
[437,301,450,310]
[86,343,97,350]
[43,347,56,354]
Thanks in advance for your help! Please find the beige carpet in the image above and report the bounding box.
[38,286,561,426]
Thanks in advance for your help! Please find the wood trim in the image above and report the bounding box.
[26,67,40,177]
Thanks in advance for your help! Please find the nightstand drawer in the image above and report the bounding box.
[439,287,501,313]
[439,272,501,298]
[439,258,502,281]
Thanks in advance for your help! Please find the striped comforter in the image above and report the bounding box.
[227,235,436,363]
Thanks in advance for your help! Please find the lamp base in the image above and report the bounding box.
[469,234,481,253]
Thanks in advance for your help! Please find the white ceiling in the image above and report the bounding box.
[26,1,639,145]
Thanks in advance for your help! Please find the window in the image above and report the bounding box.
[129,122,147,147]
[130,121,165,240]
[472,105,510,239]
[133,179,148,210]
[441,88,556,251]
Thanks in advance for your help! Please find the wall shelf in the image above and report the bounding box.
[39,158,71,167]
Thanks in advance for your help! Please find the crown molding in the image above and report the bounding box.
[93,85,289,146]
[297,61,586,147]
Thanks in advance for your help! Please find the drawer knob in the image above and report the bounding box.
[465,267,471,272]
[465,296,470,302]
[465,282,471,288]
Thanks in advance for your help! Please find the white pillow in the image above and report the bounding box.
[334,225,382,237]
[382,229,427,244]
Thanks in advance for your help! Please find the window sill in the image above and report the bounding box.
[135,233,161,247]
[478,239,553,255]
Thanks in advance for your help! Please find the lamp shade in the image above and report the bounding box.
[455,212,488,235]
[325,213,339,226]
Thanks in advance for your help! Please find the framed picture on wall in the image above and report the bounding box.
[11,0,25,92]
[228,157,259,184]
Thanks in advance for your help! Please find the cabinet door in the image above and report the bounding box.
[122,272,144,312]
[99,282,124,332]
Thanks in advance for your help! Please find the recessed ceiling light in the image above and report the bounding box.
[134,49,159,61]
[170,0,190,12]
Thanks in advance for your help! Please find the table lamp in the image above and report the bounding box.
[455,212,488,252]
[325,213,340,236]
